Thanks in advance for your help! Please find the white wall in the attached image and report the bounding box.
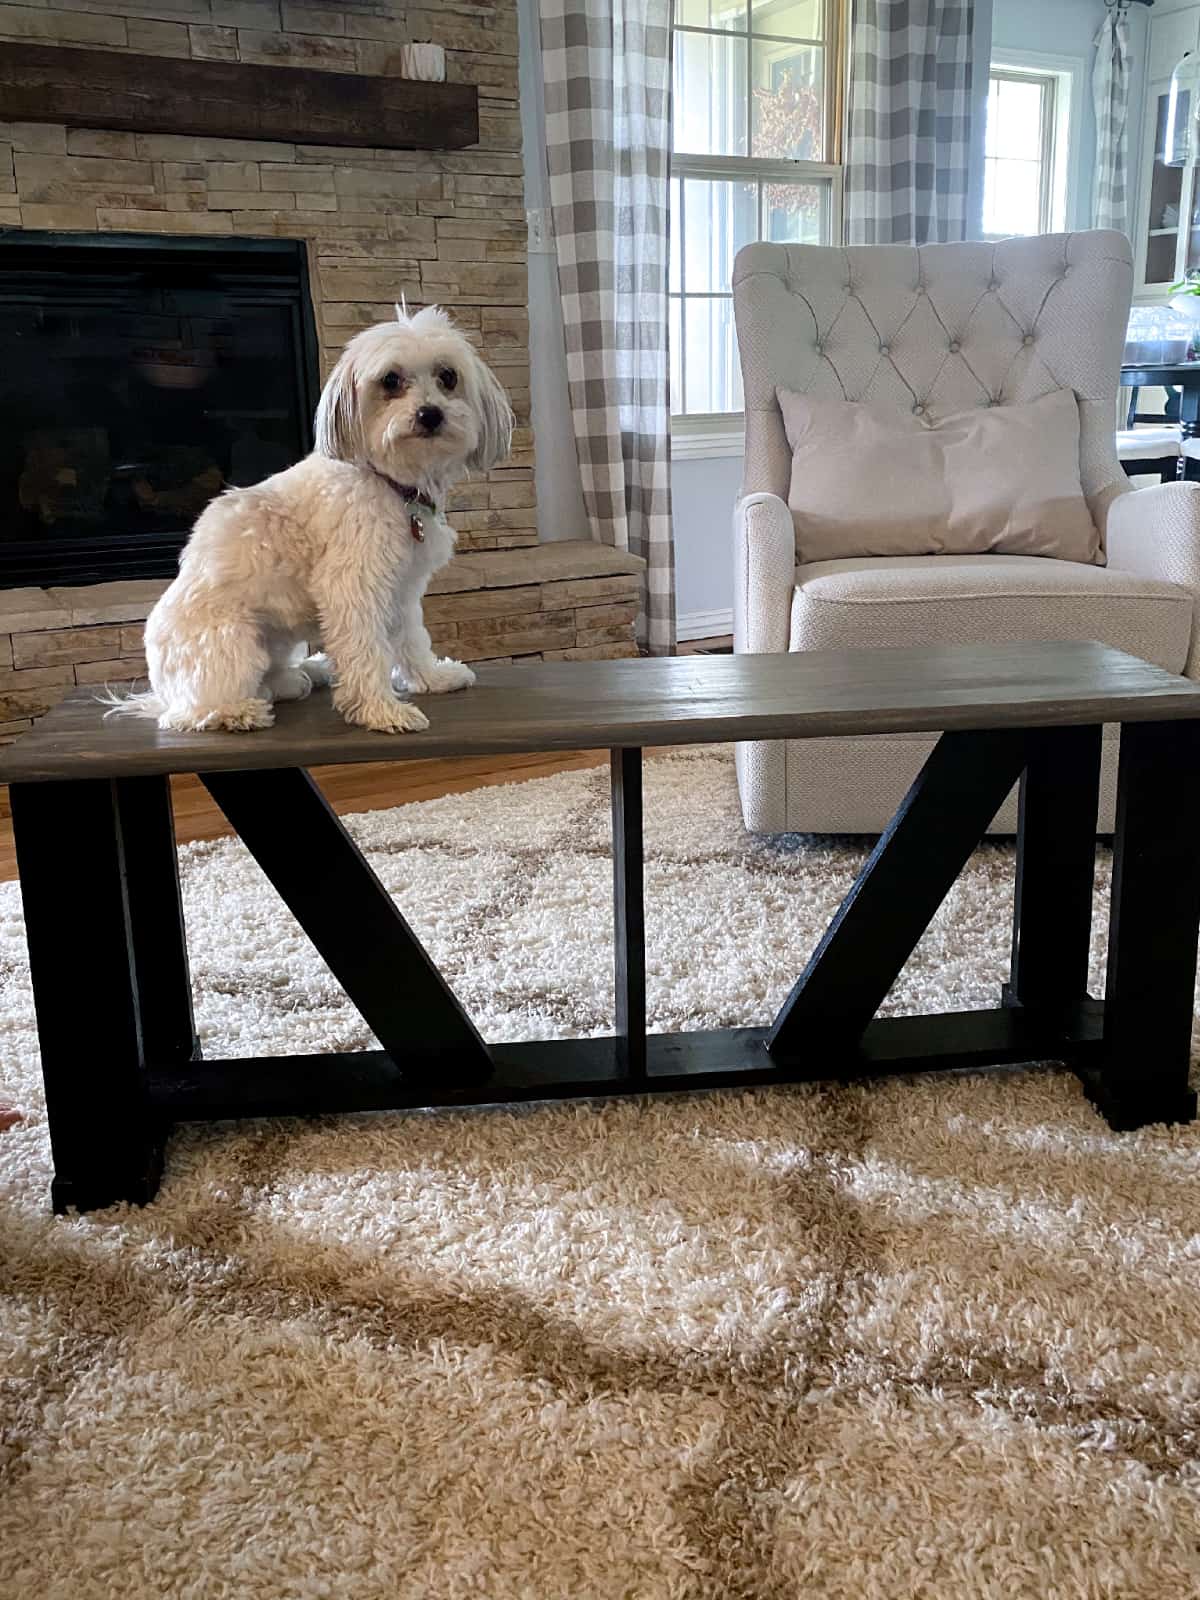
[672,452,743,636]
[988,0,1111,231]
[989,0,1157,239]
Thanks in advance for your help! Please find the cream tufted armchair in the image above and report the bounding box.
[731,229,1200,833]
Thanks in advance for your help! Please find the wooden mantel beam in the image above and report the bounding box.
[0,42,479,152]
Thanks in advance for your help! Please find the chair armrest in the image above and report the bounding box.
[1106,482,1200,585]
[733,492,794,654]
[1106,482,1200,676]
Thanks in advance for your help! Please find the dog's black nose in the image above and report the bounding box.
[416,405,444,433]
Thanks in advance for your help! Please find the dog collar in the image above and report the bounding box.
[371,468,438,541]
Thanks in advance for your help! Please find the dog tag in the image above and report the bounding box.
[410,511,425,542]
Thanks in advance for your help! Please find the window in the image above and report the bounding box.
[983,60,1078,239]
[670,0,845,422]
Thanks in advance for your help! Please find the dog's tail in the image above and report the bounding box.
[96,685,165,721]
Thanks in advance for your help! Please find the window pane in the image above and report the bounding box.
[983,72,1054,236]
[751,41,822,160]
[668,178,834,414]
[670,296,683,414]
[676,0,746,30]
[983,158,1042,236]
[764,181,827,244]
[670,177,681,293]
[684,296,743,413]
[985,74,1002,157]
[683,177,757,293]
[673,31,749,156]
[992,76,1044,162]
[750,0,822,40]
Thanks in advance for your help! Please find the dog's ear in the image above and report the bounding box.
[467,358,515,474]
[313,349,360,461]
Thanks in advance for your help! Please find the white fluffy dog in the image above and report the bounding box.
[110,304,512,734]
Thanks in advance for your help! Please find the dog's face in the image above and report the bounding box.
[314,306,514,488]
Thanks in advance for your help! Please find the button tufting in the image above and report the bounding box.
[913,402,925,414]
[814,342,824,355]
[879,343,890,355]
[1023,334,1034,346]
[988,279,999,291]
[948,340,960,353]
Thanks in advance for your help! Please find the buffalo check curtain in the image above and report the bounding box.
[1092,5,1131,234]
[846,0,975,246]
[540,0,676,655]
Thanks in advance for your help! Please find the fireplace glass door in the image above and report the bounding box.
[0,233,319,588]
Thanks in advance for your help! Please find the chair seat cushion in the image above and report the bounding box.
[790,553,1193,673]
[1118,426,1182,460]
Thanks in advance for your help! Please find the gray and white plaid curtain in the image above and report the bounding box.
[1092,5,1131,233]
[846,0,974,245]
[540,0,675,655]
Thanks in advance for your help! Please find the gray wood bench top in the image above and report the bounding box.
[3,639,1199,784]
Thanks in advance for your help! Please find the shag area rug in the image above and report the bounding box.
[2,747,1199,1599]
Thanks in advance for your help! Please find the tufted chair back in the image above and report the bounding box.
[732,230,1133,539]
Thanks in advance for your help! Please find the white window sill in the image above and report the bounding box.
[671,415,746,461]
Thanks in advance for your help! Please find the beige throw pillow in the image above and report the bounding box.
[777,387,1102,567]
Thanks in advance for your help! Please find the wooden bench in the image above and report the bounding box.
[5,639,1200,1213]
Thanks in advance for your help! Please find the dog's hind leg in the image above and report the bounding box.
[392,598,475,695]
[263,634,314,703]
[152,620,275,733]
[298,652,333,689]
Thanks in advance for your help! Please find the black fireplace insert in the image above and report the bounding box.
[0,231,320,589]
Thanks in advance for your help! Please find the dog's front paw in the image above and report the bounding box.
[403,658,476,695]
[335,693,429,734]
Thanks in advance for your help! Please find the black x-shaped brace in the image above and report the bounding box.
[12,717,1200,1212]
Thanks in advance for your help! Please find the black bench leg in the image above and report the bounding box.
[12,779,165,1213]
[114,777,198,1067]
[766,728,1029,1062]
[1083,720,1200,1130]
[1006,724,1101,1020]
[201,767,492,1086]
[611,748,646,1080]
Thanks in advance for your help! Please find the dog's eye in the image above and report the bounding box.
[381,370,404,393]
[437,367,458,392]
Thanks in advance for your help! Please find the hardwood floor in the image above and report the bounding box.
[0,637,732,883]
[0,750,612,884]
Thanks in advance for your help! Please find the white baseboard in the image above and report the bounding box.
[677,607,733,642]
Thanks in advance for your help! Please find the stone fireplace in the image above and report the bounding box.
[0,0,640,740]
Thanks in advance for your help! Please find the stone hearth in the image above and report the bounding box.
[0,542,643,740]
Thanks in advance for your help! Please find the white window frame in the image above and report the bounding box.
[986,50,1085,237]
[671,2,847,458]
[671,157,844,456]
